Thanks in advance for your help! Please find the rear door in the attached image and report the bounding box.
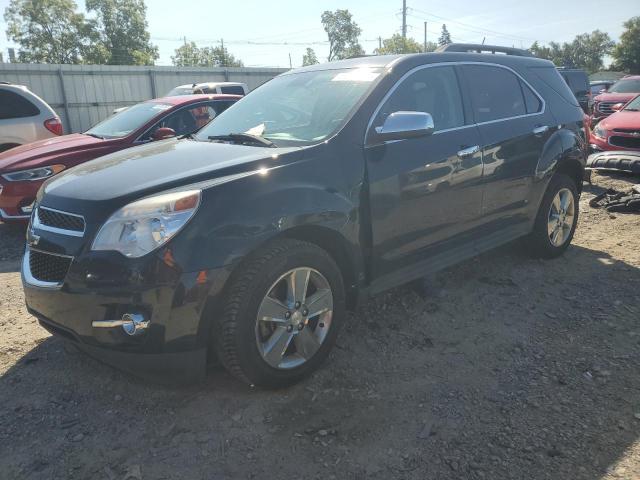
[461,64,554,229]
[365,65,484,278]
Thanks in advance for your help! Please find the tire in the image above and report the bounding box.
[525,173,579,258]
[214,239,345,388]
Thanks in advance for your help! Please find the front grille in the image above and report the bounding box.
[613,128,640,135]
[597,102,617,115]
[609,136,640,149]
[28,249,72,283]
[37,207,85,233]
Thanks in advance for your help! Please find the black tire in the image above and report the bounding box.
[214,238,345,388]
[525,173,579,258]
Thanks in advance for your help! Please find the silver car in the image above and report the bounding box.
[0,82,63,153]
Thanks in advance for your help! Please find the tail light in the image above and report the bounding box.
[44,118,63,136]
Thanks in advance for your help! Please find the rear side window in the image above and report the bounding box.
[220,86,245,95]
[0,90,40,119]
[521,82,542,114]
[529,66,579,107]
[464,65,526,122]
[374,65,465,131]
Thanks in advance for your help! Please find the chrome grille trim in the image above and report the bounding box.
[22,247,73,289]
[33,206,86,237]
[597,102,617,115]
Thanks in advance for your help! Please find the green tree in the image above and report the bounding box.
[171,41,201,67]
[171,41,243,67]
[302,47,318,66]
[612,16,640,74]
[438,24,452,46]
[321,9,364,61]
[529,30,614,73]
[375,34,423,54]
[85,0,158,65]
[4,0,98,63]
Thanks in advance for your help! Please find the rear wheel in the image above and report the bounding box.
[214,239,345,388]
[525,173,579,258]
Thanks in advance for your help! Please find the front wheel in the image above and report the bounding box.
[214,239,345,388]
[525,173,579,258]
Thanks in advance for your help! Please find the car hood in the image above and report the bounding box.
[594,92,637,104]
[599,110,640,131]
[42,138,300,204]
[0,134,110,172]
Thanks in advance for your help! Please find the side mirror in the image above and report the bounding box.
[611,103,625,112]
[375,111,435,142]
[153,127,176,140]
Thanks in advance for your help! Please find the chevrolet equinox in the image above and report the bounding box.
[22,46,587,388]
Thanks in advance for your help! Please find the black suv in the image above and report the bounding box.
[22,45,587,388]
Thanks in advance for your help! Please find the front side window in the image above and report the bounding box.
[609,78,640,94]
[196,68,382,146]
[86,102,173,138]
[140,102,230,141]
[373,65,465,132]
[465,65,528,122]
[0,90,40,119]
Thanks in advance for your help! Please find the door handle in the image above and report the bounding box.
[457,145,480,158]
[533,125,549,136]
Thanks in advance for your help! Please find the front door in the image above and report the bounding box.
[365,65,484,279]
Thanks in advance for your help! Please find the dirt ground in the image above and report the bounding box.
[1,172,639,480]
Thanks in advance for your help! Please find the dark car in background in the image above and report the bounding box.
[22,45,586,388]
[592,76,640,120]
[557,68,590,113]
[0,94,239,222]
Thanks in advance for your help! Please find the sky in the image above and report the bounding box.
[0,0,637,68]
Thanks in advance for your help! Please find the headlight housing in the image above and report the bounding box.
[1,164,65,182]
[593,125,607,139]
[92,190,201,258]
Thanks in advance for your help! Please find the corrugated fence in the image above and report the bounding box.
[0,63,288,133]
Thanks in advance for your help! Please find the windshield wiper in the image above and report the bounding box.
[207,133,276,148]
[85,133,104,139]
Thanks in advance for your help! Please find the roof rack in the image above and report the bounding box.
[435,43,533,57]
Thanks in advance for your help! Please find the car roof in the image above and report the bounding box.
[149,94,243,106]
[619,75,640,80]
[287,51,553,75]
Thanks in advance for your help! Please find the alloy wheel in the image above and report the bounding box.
[547,188,575,247]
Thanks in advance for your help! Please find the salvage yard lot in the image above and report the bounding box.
[1,174,639,480]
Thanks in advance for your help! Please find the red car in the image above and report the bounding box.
[591,75,640,120]
[590,94,640,152]
[0,94,240,222]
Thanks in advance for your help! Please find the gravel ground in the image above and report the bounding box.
[1,172,639,480]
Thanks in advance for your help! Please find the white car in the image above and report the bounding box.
[0,82,63,153]
[166,82,249,97]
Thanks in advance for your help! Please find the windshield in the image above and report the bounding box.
[609,79,640,94]
[624,96,640,111]
[85,102,172,139]
[166,87,193,96]
[195,67,382,147]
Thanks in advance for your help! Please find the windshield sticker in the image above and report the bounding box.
[332,69,380,83]
[245,123,266,136]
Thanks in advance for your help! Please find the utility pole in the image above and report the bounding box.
[402,0,407,41]
[424,21,427,52]
[378,36,382,51]
[288,53,292,68]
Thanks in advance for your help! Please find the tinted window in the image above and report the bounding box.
[465,65,526,122]
[220,86,245,95]
[529,66,579,107]
[0,90,40,119]
[563,72,588,95]
[374,66,465,131]
[521,81,542,114]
